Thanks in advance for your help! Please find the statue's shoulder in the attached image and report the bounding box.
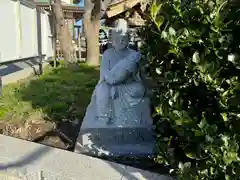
[128,48,141,55]
[102,48,115,58]
[128,48,136,53]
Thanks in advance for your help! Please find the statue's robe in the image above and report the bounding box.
[83,48,152,126]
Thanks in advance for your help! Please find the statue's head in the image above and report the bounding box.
[111,19,129,51]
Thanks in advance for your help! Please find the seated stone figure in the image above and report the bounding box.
[75,19,154,157]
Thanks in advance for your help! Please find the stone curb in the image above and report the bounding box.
[1,63,48,85]
[0,135,173,180]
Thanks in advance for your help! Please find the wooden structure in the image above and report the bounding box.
[103,0,148,27]
[35,0,84,60]
[35,1,84,38]
[101,0,149,50]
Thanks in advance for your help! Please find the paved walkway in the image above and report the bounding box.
[0,135,173,180]
[0,172,22,180]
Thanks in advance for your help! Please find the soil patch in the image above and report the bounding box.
[0,119,82,151]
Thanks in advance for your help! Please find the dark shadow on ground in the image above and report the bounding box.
[0,58,41,77]
[0,146,51,170]
[14,64,99,150]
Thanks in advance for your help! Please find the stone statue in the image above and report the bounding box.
[75,19,155,157]
[86,19,152,126]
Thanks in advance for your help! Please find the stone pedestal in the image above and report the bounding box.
[74,118,155,157]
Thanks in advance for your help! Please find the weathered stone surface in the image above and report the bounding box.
[75,124,155,156]
[0,135,172,180]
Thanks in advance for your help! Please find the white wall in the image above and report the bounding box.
[41,13,47,55]
[40,12,54,59]
[61,0,72,4]
[0,0,53,63]
[46,14,54,59]
[0,0,18,61]
[20,3,37,58]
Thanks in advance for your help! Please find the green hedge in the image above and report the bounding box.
[140,0,240,179]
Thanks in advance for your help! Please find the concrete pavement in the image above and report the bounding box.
[0,135,173,180]
[0,172,22,180]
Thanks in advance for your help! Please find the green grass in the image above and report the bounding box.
[0,64,99,123]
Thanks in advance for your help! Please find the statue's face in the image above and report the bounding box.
[112,31,129,51]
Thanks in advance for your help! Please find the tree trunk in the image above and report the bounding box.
[52,0,76,65]
[84,0,101,66]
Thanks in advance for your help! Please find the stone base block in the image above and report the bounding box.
[74,126,155,157]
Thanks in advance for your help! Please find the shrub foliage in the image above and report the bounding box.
[140,0,240,179]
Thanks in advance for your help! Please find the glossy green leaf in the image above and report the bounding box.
[198,118,208,129]
[150,0,163,20]
[155,16,165,29]
[169,27,176,36]
[192,51,200,64]
[221,113,228,121]
[140,0,240,179]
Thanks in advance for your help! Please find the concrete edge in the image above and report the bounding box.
[0,135,172,180]
[1,62,48,85]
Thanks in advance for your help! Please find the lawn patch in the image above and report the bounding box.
[0,64,99,149]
